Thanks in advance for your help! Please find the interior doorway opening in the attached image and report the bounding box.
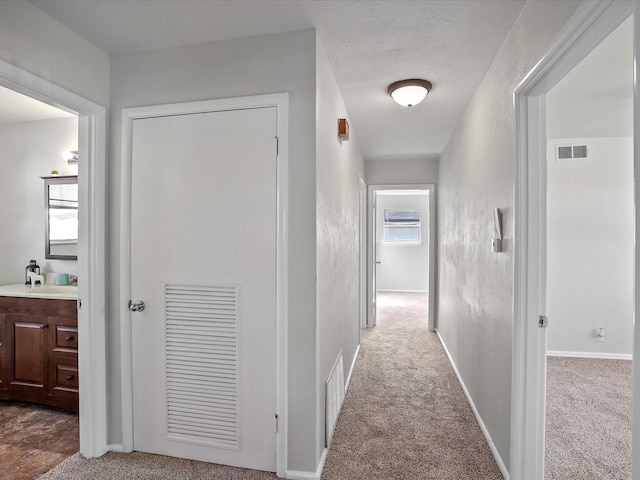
[544,14,633,479]
[0,86,81,477]
[0,57,108,460]
[511,2,635,478]
[367,184,436,331]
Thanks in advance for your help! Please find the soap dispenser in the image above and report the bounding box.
[25,259,40,285]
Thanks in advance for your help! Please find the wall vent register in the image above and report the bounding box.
[556,144,588,160]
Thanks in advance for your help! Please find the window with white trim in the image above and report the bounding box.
[383,209,421,245]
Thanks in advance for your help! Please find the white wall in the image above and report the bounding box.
[315,37,364,455]
[366,157,438,185]
[437,0,582,470]
[109,29,319,473]
[0,1,110,107]
[546,137,633,356]
[0,117,78,285]
[376,193,429,292]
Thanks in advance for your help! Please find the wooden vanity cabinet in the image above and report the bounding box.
[0,296,78,412]
[0,314,5,391]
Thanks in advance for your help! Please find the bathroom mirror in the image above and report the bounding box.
[43,175,78,260]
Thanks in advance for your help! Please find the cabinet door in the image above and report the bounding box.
[0,314,5,390]
[8,316,47,394]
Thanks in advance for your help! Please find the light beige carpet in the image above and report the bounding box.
[545,356,632,480]
[38,451,276,480]
[321,291,502,479]
[39,291,501,480]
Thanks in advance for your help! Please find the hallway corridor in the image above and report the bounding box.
[39,292,502,480]
[322,291,502,479]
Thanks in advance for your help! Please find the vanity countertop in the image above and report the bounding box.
[0,283,78,300]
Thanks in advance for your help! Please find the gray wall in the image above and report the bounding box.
[0,1,110,107]
[546,136,633,356]
[366,157,438,185]
[437,0,582,469]
[0,117,79,285]
[109,29,319,473]
[315,38,364,456]
[545,17,634,358]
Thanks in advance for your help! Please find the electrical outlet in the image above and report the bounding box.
[595,327,605,342]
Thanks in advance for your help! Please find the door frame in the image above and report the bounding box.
[359,176,368,329]
[119,93,289,477]
[0,59,108,457]
[367,184,436,330]
[511,1,634,478]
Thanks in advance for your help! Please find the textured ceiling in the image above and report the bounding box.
[27,0,527,161]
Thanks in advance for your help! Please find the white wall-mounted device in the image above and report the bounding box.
[492,208,503,252]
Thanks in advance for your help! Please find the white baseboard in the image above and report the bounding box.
[285,448,328,480]
[345,344,360,391]
[377,289,428,293]
[436,331,509,480]
[547,350,632,360]
[106,443,124,453]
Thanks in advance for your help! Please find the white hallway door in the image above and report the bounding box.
[130,106,278,471]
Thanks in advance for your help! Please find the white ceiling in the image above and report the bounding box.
[0,86,74,124]
[21,0,527,160]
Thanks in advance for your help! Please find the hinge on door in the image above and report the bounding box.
[538,315,548,328]
[274,413,279,433]
[77,299,82,310]
[275,136,279,156]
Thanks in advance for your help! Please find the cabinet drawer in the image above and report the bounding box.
[55,326,78,351]
[51,362,78,393]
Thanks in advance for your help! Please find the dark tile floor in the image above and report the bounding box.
[0,401,79,480]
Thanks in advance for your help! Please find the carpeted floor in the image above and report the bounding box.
[38,291,500,480]
[0,401,79,480]
[37,451,277,480]
[545,356,632,480]
[321,291,501,479]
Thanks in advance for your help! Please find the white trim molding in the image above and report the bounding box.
[286,448,328,480]
[0,58,108,459]
[547,351,632,361]
[437,331,509,479]
[345,344,360,391]
[511,2,633,479]
[119,93,289,477]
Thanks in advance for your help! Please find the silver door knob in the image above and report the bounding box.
[129,300,145,312]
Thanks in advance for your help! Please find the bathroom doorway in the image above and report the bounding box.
[0,85,81,477]
[0,58,108,467]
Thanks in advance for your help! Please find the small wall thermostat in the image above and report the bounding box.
[492,208,503,253]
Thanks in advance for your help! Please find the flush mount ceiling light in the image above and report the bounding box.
[388,79,433,107]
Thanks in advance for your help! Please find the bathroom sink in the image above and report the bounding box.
[24,286,77,295]
[0,284,78,299]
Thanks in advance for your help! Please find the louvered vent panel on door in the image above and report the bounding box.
[165,284,239,448]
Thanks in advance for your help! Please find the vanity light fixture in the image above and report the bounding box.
[64,150,78,164]
[387,79,433,107]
